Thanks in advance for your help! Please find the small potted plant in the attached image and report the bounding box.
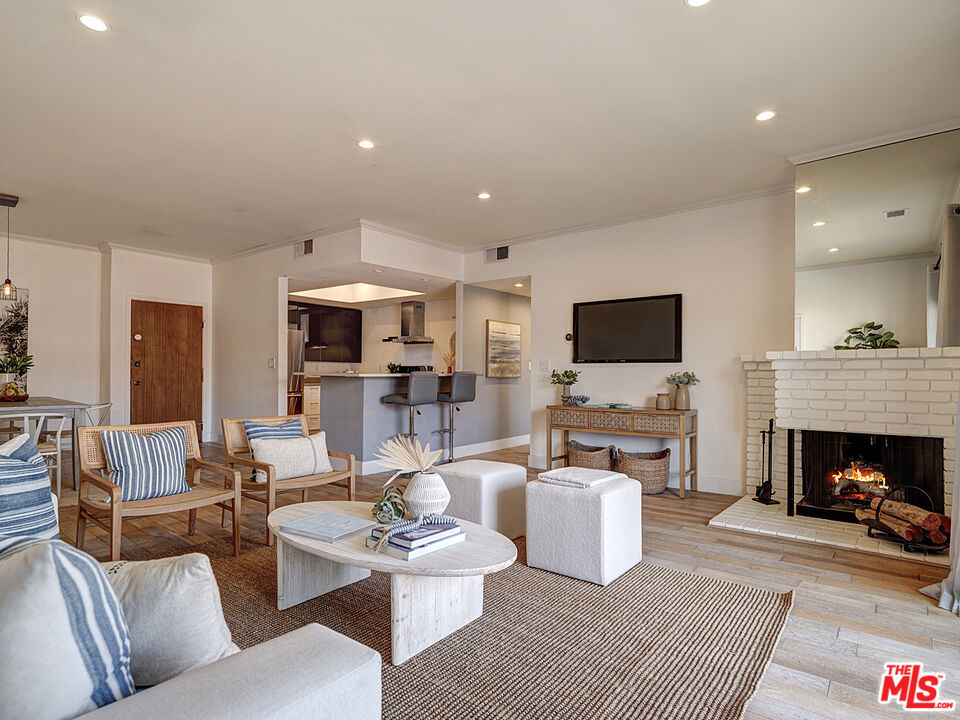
[0,353,33,399]
[550,369,581,404]
[666,371,699,410]
[833,321,899,350]
[373,435,448,517]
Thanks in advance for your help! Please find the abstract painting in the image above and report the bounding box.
[485,319,521,378]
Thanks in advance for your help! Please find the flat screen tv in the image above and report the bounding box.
[573,294,681,363]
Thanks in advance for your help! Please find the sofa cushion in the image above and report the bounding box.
[249,432,333,483]
[101,426,189,501]
[0,537,135,718]
[0,434,58,540]
[102,553,239,687]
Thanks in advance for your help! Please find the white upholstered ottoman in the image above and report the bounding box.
[525,477,643,586]
[435,460,527,539]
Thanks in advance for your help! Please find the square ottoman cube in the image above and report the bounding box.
[526,477,642,586]
[435,460,527,539]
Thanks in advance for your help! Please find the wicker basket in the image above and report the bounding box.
[566,440,615,470]
[617,448,671,494]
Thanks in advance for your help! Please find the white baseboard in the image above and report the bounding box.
[357,434,530,475]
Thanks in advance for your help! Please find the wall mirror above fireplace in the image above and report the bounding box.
[794,129,960,350]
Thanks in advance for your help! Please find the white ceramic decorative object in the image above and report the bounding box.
[403,471,451,517]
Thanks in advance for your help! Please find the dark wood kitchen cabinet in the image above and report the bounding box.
[290,303,362,363]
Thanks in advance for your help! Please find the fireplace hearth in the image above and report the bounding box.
[798,430,944,523]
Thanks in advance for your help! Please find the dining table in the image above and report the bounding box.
[0,396,91,489]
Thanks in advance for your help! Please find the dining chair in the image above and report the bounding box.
[38,401,113,490]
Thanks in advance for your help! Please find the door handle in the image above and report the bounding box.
[133,380,141,386]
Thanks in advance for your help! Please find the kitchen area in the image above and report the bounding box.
[284,279,531,473]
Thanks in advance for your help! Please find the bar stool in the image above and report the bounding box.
[382,371,439,440]
[437,372,477,461]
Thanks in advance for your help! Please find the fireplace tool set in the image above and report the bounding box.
[753,418,779,505]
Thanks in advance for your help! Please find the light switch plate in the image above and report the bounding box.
[268,357,276,369]
[539,360,551,372]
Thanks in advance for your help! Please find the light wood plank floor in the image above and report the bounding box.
[55,444,957,720]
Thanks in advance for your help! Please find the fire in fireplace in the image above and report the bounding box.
[799,430,943,523]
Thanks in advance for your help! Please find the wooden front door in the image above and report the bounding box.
[130,300,203,430]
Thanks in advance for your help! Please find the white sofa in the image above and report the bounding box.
[526,476,643,586]
[78,623,381,720]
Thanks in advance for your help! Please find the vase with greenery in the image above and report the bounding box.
[833,321,899,350]
[0,352,33,387]
[666,371,699,410]
[550,369,581,404]
[374,435,448,517]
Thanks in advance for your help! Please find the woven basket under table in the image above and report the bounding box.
[566,440,615,470]
[617,448,671,494]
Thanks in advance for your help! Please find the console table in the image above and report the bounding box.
[546,405,698,498]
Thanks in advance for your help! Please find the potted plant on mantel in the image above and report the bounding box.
[666,371,699,410]
[373,435,449,517]
[550,369,581,404]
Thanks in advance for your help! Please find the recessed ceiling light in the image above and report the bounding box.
[78,14,109,32]
[371,268,384,273]
[477,192,491,200]
[357,139,375,149]
[812,220,826,227]
[684,0,712,6]
[514,282,524,288]
[796,186,811,194]
[828,247,840,253]
[755,110,777,122]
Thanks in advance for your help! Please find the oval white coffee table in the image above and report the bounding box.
[268,500,517,664]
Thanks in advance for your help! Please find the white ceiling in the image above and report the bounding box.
[795,130,960,268]
[469,277,532,298]
[3,1,960,259]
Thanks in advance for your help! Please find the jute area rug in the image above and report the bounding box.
[157,538,792,720]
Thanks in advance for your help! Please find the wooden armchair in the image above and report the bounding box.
[76,421,241,561]
[221,415,356,545]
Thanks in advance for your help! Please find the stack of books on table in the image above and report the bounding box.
[365,522,465,560]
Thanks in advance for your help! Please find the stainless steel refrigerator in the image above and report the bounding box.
[287,329,305,413]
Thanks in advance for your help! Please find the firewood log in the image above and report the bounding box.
[933,513,951,534]
[855,508,924,542]
[868,498,941,531]
[927,528,948,545]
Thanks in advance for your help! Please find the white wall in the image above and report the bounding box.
[13,237,102,404]
[212,246,289,433]
[795,255,932,351]
[104,248,214,437]
[464,192,796,495]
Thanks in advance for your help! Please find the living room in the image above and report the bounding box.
[1,2,959,719]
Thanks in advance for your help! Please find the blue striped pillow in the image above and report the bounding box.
[101,427,189,501]
[0,537,135,715]
[242,419,304,482]
[0,435,58,540]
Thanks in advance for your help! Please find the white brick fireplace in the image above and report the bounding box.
[710,347,957,562]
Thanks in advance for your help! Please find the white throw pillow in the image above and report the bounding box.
[0,538,135,719]
[101,553,239,687]
[248,431,334,483]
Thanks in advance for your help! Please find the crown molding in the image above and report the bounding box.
[796,250,939,272]
[356,219,464,254]
[471,183,796,253]
[7,232,100,253]
[98,242,212,264]
[787,118,960,166]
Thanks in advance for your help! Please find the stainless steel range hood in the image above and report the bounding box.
[382,300,434,344]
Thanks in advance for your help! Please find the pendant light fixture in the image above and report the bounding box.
[0,194,19,301]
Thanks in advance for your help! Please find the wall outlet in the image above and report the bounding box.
[268,357,276,369]
[539,360,551,372]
